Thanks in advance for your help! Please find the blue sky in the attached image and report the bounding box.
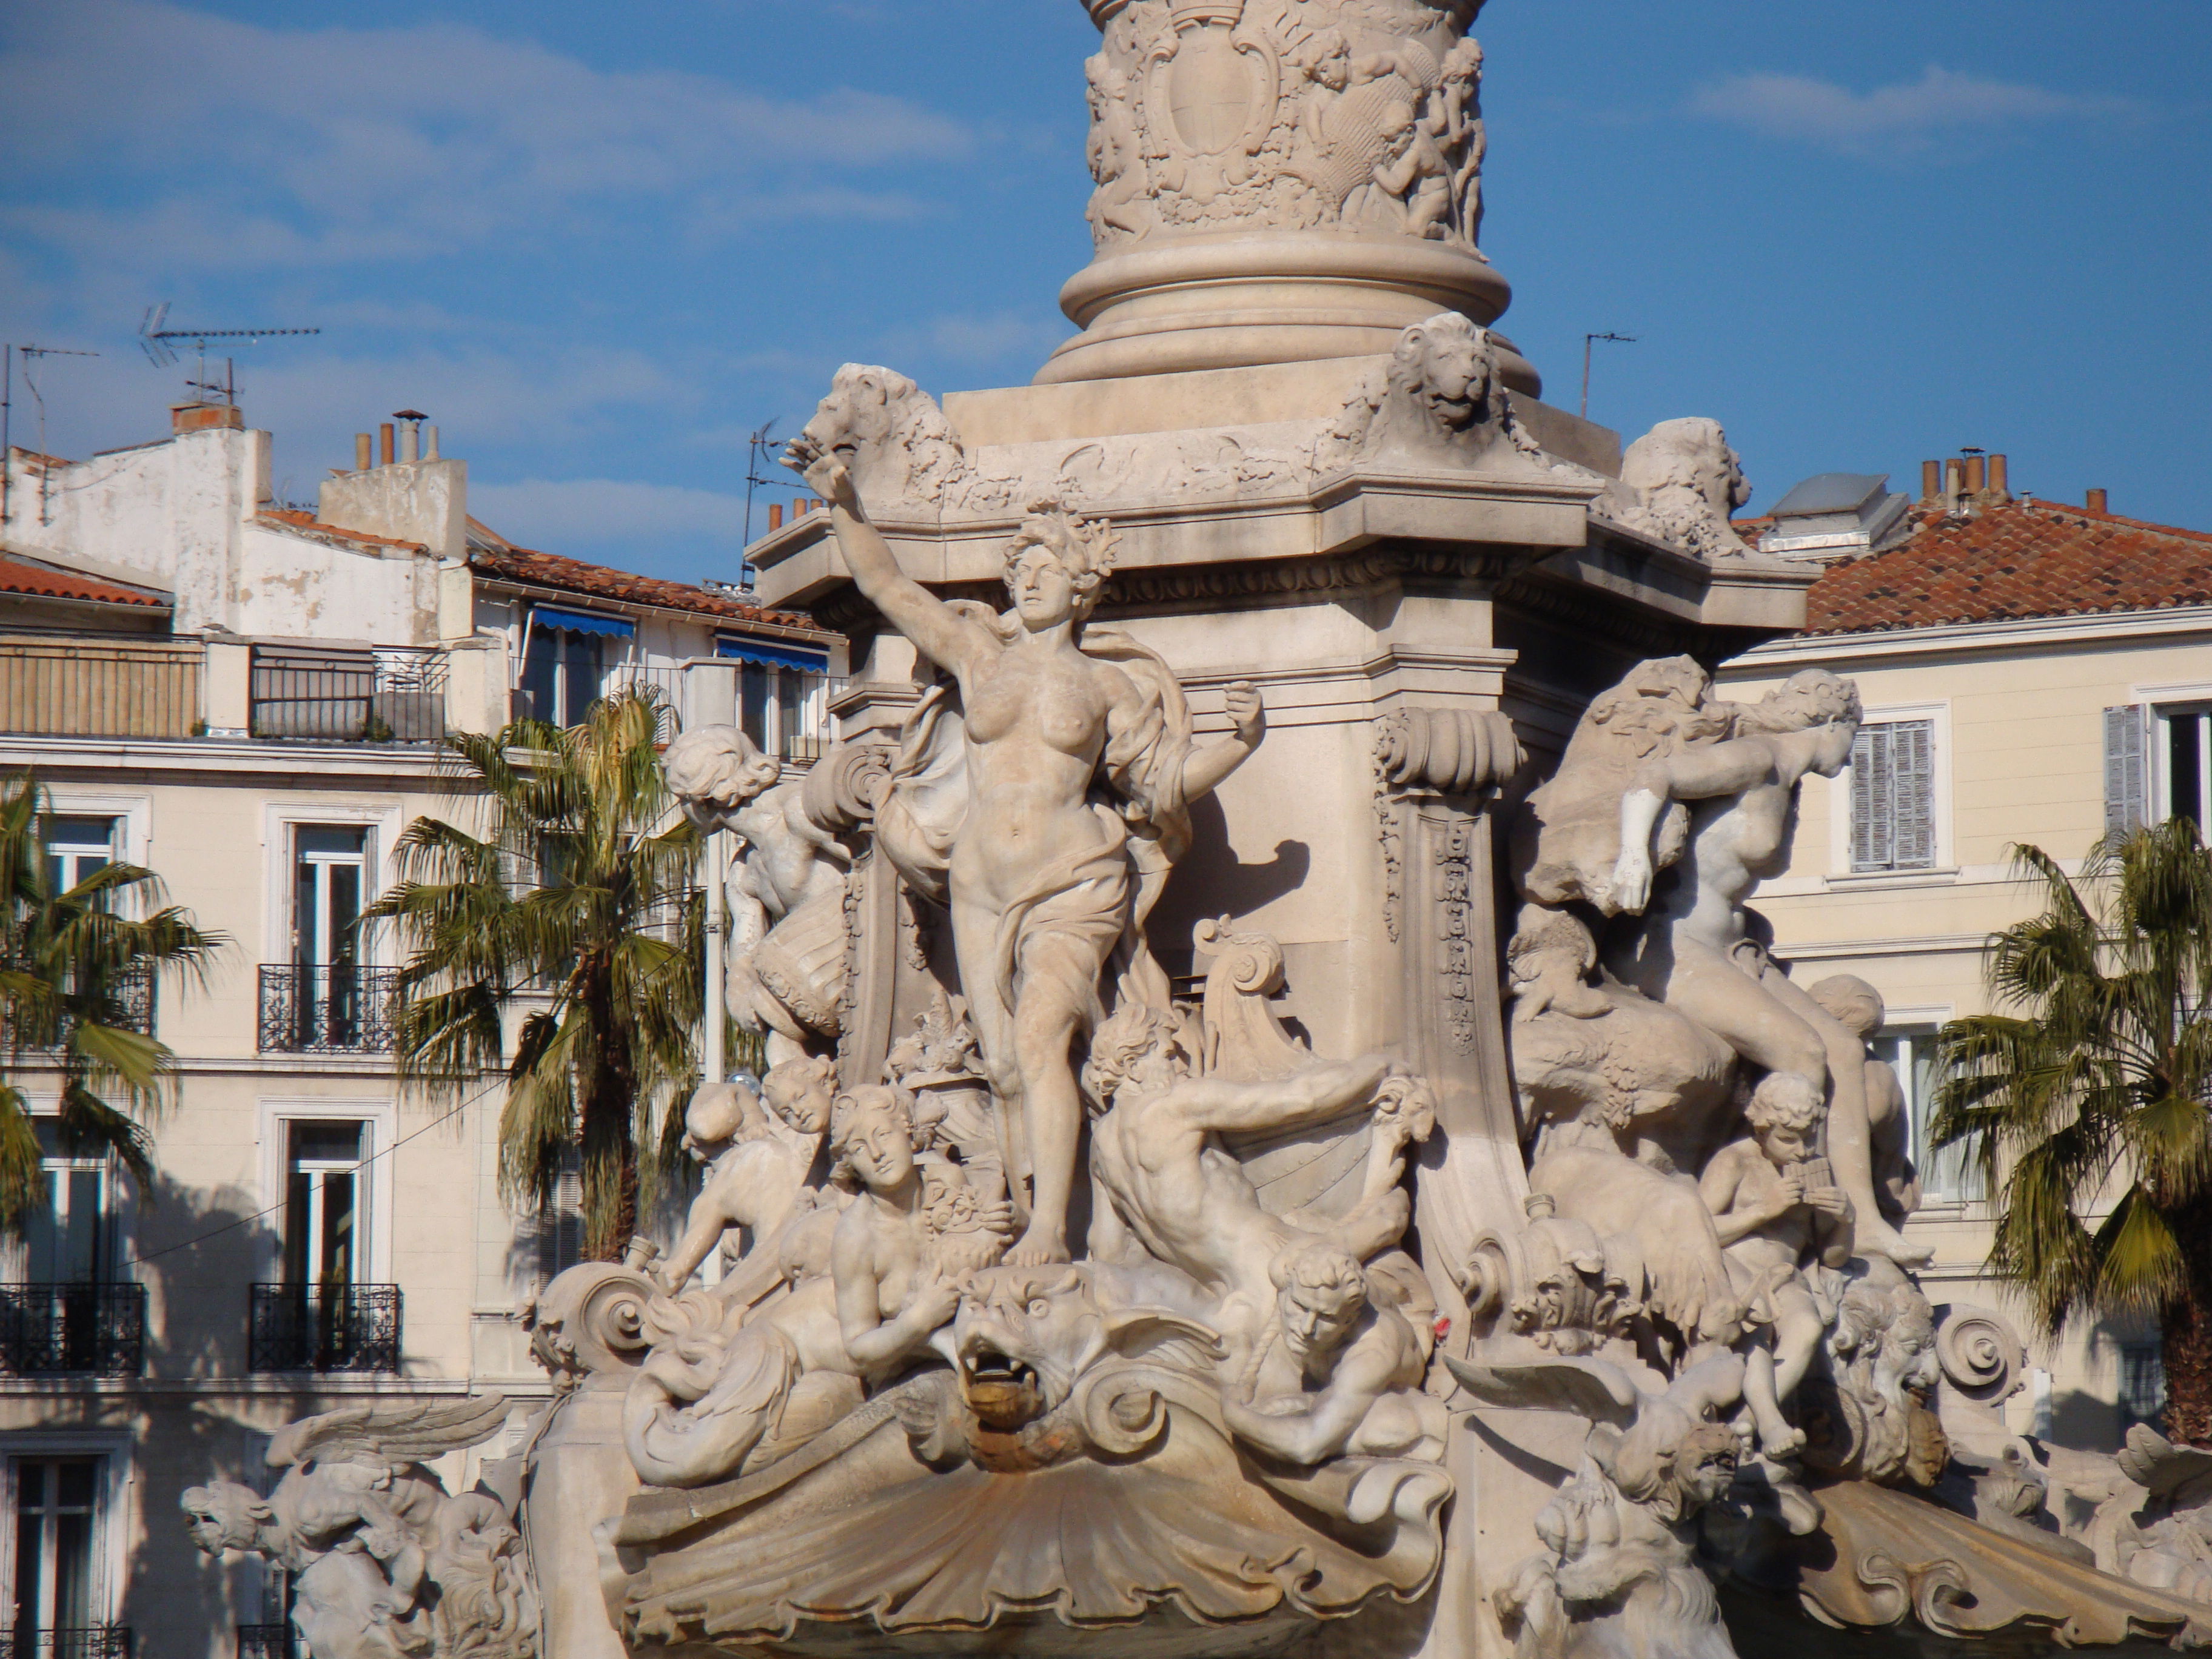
[2,1,2206,583]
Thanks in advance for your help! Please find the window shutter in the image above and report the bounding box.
[2105,705,2149,837]
[1851,726,1891,871]
[1893,720,1936,870]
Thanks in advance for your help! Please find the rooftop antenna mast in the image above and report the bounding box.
[5,344,101,531]
[1581,332,1639,422]
[138,303,320,406]
[740,420,782,589]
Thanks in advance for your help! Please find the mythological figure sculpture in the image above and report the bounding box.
[182,1396,534,1659]
[664,725,852,1063]
[786,437,1265,1265]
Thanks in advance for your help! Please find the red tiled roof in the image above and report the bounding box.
[468,542,816,632]
[1803,500,2212,636]
[258,508,427,553]
[0,554,168,609]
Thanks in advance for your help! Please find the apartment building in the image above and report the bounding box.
[0,400,842,1652]
[1718,461,2212,1452]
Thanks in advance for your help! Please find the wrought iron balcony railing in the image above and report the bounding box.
[249,1283,401,1373]
[235,1625,297,1659]
[0,1627,135,1659]
[255,964,398,1054]
[0,1282,146,1376]
[249,645,446,744]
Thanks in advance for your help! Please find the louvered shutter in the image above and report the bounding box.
[1851,726,1886,871]
[2105,705,2149,837]
[1892,720,1936,869]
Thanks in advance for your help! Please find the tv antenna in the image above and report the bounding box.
[4,344,101,530]
[138,303,320,406]
[1581,332,1639,421]
[741,418,783,566]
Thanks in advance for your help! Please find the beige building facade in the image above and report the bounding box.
[1719,479,2212,1451]
[0,401,840,1651]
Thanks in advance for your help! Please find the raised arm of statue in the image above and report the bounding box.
[786,444,995,684]
[1177,683,1267,800]
[1611,736,1778,910]
[1161,1054,1396,1142]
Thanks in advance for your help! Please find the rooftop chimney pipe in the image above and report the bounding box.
[1963,455,1986,495]
[2088,488,2109,514]
[355,432,372,472]
[1920,460,1941,502]
[1988,454,2009,503]
[380,424,395,467]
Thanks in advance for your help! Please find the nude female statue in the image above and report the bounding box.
[786,440,1265,1267]
[1608,668,1929,1267]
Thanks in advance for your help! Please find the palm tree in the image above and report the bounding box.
[369,692,703,1262]
[1934,819,2212,1443]
[0,774,224,1232]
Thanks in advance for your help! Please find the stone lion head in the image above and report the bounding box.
[796,363,969,509]
[1389,313,1505,441]
[180,1480,272,1557]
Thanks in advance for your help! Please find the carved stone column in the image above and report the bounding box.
[1047,0,1535,390]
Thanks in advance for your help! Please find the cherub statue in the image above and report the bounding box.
[625,1085,966,1488]
[1351,101,1452,239]
[657,1065,830,1293]
[1219,1242,1447,1466]
[182,1395,532,1659]
[1084,53,1154,242]
[1425,36,1486,247]
[1698,1073,1853,1457]
[788,423,1266,1267]
[663,725,851,1066]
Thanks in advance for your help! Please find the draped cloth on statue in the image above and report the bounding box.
[869,614,1199,1116]
[614,1370,1449,1657]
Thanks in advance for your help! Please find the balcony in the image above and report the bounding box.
[250,645,446,744]
[0,1630,135,1659]
[249,1283,401,1373]
[0,636,201,740]
[0,1283,146,1376]
[235,1626,296,1659]
[256,965,399,1054]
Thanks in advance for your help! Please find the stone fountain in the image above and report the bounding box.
[183,4,2212,1657]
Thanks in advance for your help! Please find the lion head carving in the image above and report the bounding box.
[795,363,973,509]
[1319,313,1543,472]
[1603,417,1754,559]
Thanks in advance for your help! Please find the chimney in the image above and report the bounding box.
[171,402,243,435]
[1943,458,1965,509]
[380,423,395,466]
[424,425,440,462]
[1963,455,1986,495]
[768,503,785,531]
[1987,453,2010,504]
[1920,460,1941,503]
[355,432,372,472]
[2088,488,2109,514]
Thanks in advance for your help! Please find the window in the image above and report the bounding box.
[284,1121,365,1290]
[12,1457,100,1639]
[26,1123,110,1287]
[1849,720,1936,873]
[520,623,612,726]
[533,1156,585,1287]
[2158,706,2212,831]
[2121,1341,2167,1428]
[1875,1027,1985,1203]
[41,819,117,897]
[292,826,367,974]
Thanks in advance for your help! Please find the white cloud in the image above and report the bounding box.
[468,477,757,557]
[0,0,973,271]
[1691,65,2133,156]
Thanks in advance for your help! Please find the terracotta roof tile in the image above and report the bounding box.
[1803,500,2212,636]
[258,508,427,554]
[0,555,168,609]
[468,543,817,632]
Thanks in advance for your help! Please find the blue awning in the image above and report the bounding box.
[532,605,634,638]
[717,636,828,672]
